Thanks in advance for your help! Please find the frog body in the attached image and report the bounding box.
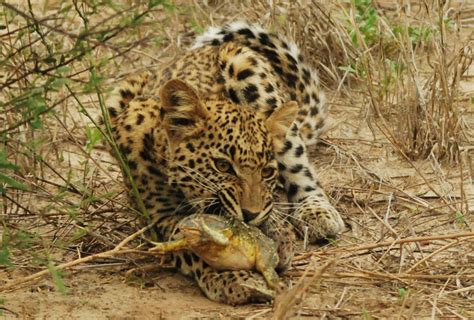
[149,214,280,289]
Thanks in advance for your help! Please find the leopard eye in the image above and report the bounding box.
[261,166,276,179]
[214,158,234,174]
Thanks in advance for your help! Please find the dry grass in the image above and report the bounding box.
[1,0,473,318]
[350,1,472,164]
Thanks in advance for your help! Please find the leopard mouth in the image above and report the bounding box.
[242,209,259,223]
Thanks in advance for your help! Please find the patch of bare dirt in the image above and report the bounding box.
[2,270,265,319]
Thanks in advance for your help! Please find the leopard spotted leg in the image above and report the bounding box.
[188,252,275,305]
[276,124,345,243]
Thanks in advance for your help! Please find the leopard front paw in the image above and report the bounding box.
[292,195,345,243]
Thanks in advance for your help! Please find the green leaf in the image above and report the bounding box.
[455,211,465,224]
[20,95,48,129]
[0,297,4,316]
[0,245,13,268]
[148,0,175,11]
[30,117,43,129]
[148,0,164,9]
[0,172,28,192]
[14,230,36,249]
[0,150,19,170]
[59,4,73,13]
[83,71,104,93]
[27,96,47,112]
[85,126,103,153]
[48,77,70,90]
[56,66,71,74]
[153,36,165,47]
[48,262,67,295]
[362,308,371,320]
[43,56,56,65]
[398,287,407,299]
[190,19,204,34]
[0,162,19,170]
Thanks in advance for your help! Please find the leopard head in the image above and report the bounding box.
[161,79,297,225]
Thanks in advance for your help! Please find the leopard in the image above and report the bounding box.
[104,21,345,305]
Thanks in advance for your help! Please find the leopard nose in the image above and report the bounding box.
[242,209,260,222]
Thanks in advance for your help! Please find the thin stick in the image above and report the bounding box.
[368,207,398,237]
[272,259,335,320]
[295,232,474,261]
[286,271,474,281]
[333,232,474,252]
[0,222,155,292]
[406,236,474,273]
[441,285,474,296]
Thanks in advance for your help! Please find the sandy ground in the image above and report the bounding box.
[2,270,263,319]
[1,1,473,319]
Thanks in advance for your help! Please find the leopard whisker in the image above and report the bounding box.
[173,196,217,214]
[177,164,219,192]
[272,208,310,226]
[177,181,216,193]
[187,197,220,213]
[272,208,329,237]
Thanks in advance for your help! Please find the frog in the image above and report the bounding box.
[148,214,280,291]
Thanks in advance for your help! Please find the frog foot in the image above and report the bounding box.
[240,283,275,299]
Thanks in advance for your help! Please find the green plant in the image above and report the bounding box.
[455,211,466,226]
[85,126,103,153]
[0,241,13,268]
[0,150,27,193]
[48,261,67,295]
[0,0,174,290]
[0,297,5,316]
[398,287,407,300]
[362,308,371,320]
[349,0,380,47]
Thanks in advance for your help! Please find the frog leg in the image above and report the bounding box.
[148,238,189,253]
[255,247,280,290]
[258,265,280,291]
[240,283,276,298]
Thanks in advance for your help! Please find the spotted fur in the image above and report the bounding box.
[193,22,344,241]
[104,21,344,305]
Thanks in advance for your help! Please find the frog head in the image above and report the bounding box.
[178,214,234,246]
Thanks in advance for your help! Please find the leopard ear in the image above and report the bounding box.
[161,79,209,144]
[265,101,298,152]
